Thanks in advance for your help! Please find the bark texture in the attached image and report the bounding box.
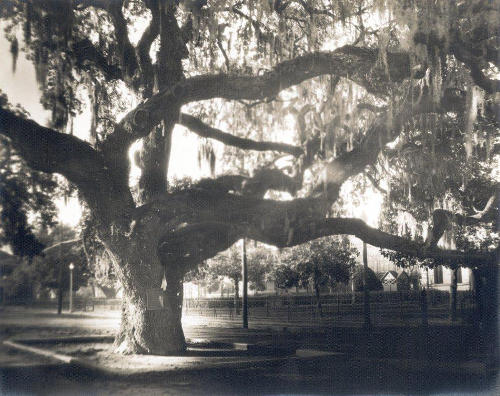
[105,234,186,354]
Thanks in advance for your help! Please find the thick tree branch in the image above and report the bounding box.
[414,31,500,94]
[136,1,160,95]
[294,217,496,267]
[451,43,500,94]
[217,168,300,196]
[181,46,411,103]
[0,108,133,221]
[178,113,304,156]
[104,45,412,153]
[42,239,82,255]
[426,193,499,248]
[107,0,139,82]
[144,189,495,270]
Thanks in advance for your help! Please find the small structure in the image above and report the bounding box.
[381,271,398,292]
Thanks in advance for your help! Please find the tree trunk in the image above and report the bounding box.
[482,264,499,368]
[351,272,356,304]
[471,268,483,326]
[234,279,240,315]
[362,241,371,329]
[107,238,187,355]
[115,289,185,355]
[314,283,323,317]
[449,267,458,322]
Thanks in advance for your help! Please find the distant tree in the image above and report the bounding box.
[32,225,89,313]
[4,264,34,301]
[352,266,383,292]
[396,271,421,291]
[282,237,358,316]
[247,249,274,294]
[207,243,241,309]
[272,263,300,293]
[0,95,58,260]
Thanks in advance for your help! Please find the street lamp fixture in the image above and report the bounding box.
[69,263,75,312]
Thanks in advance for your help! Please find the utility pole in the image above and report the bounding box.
[57,229,63,315]
[362,241,371,330]
[69,262,75,313]
[242,238,248,329]
[351,269,356,305]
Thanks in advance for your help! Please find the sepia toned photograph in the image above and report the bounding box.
[0,0,499,395]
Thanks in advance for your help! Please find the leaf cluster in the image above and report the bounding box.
[277,236,358,290]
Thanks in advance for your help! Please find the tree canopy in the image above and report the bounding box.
[0,0,498,354]
[205,241,274,293]
[280,236,357,291]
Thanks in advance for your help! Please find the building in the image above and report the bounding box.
[350,238,472,291]
[421,265,471,291]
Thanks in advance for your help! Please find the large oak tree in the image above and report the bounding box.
[0,0,498,354]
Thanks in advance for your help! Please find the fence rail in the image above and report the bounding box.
[183,290,477,325]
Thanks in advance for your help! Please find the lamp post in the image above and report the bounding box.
[69,262,74,313]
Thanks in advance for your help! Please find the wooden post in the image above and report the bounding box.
[242,238,248,329]
[420,288,428,327]
[351,270,356,305]
[449,267,458,322]
[362,242,371,330]
[234,279,240,315]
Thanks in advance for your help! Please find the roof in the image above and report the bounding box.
[381,271,398,282]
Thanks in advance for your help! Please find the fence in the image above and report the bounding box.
[1,297,122,312]
[183,290,477,326]
[3,290,477,326]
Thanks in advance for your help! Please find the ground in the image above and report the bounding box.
[0,306,498,395]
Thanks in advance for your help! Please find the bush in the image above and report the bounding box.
[352,266,383,291]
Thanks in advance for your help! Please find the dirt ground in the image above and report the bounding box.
[1,306,498,395]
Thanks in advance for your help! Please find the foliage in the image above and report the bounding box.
[273,263,300,291]
[31,225,90,293]
[4,263,34,300]
[79,208,117,289]
[207,243,242,283]
[247,249,274,292]
[380,230,434,268]
[0,92,58,258]
[206,241,275,293]
[4,225,90,300]
[396,271,421,291]
[280,236,358,292]
[352,266,383,292]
